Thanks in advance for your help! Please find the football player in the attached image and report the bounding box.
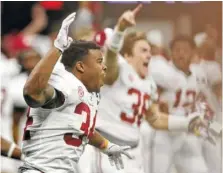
[87,4,210,173]
[19,12,132,173]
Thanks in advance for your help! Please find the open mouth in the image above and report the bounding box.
[143,62,149,67]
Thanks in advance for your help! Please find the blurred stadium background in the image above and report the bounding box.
[0,1,222,173]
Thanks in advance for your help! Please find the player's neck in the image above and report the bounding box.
[73,72,95,92]
[65,67,90,91]
[74,73,88,89]
[181,67,191,76]
[174,64,191,76]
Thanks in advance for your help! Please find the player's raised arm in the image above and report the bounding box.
[23,12,76,108]
[104,4,142,85]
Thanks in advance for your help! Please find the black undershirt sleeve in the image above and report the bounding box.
[24,89,65,109]
[42,89,65,109]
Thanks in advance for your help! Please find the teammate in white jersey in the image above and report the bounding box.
[1,52,22,173]
[144,35,217,173]
[84,4,210,173]
[19,12,133,173]
[195,43,222,121]
[8,49,41,145]
[191,43,222,173]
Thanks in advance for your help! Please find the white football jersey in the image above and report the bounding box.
[190,62,221,122]
[9,72,28,108]
[22,63,99,173]
[0,53,20,118]
[96,56,158,146]
[149,58,208,117]
[199,59,221,86]
[1,53,22,173]
[1,53,21,140]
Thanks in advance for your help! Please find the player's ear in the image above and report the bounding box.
[75,61,85,73]
[124,53,133,59]
[124,53,133,63]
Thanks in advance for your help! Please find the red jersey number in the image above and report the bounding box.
[64,102,96,147]
[23,108,33,140]
[120,88,150,126]
[23,103,97,146]
[174,89,196,115]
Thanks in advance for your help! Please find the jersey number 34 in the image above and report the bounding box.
[23,103,97,148]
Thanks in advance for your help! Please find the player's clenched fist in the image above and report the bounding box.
[54,12,76,52]
[116,3,143,32]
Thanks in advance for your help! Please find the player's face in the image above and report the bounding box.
[20,51,41,72]
[82,49,107,92]
[171,41,193,73]
[126,40,151,78]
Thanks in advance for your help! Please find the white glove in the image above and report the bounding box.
[102,142,133,170]
[54,12,76,52]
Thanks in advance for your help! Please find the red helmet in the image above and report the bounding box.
[94,28,113,47]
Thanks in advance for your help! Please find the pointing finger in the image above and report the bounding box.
[65,12,76,21]
[132,3,143,16]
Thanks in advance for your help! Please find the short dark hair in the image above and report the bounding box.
[61,40,101,69]
[170,35,196,50]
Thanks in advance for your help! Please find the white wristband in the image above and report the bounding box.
[168,116,189,132]
[21,154,25,161]
[52,89,57,99]
[7,143,16,158]
[107,30,125,53]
